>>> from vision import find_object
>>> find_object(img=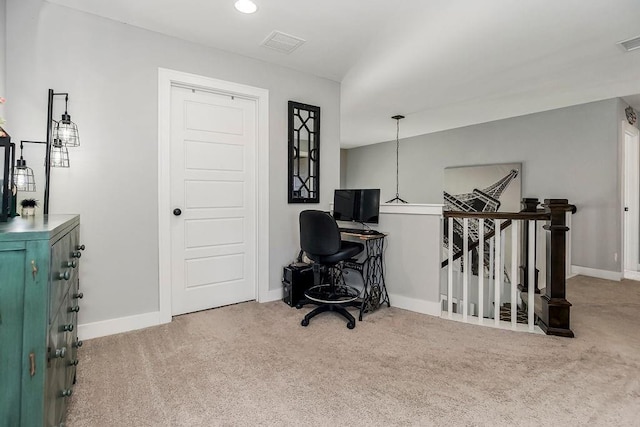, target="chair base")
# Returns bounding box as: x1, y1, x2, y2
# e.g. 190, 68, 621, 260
301, 303, 356, 329
299, 263, 360, 329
